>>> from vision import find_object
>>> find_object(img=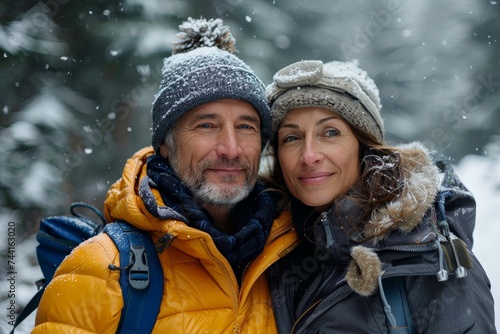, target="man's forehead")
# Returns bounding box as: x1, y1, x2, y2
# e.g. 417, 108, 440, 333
180, 99, 260, 123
